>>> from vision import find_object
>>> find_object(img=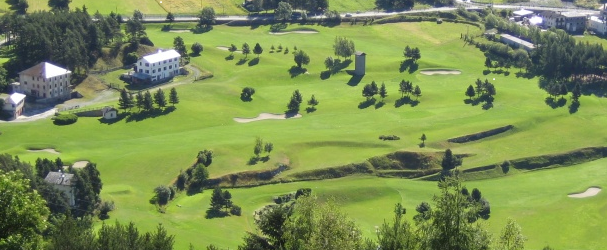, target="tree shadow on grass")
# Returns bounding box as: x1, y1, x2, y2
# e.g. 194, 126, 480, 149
125, 106, 175, 122
334, 59, 352, 72
288, 66, 306, 78
399, 59, 418, 73
248, 156, 259, 165
306, 107, 317, 113
285, 110, 299, 118
515, 71, 535, 79
544, 97, 566, 109
394, 96, 418, 107
482, 101, 493, 110
346, 72, 363, 86
225, 54, 234, 61
482, 69, 491, 75
236, 58, 249, 65
98, 113, 128, 125
358, 98, 376, 109
569, 100, 580, 114
248, 57, 260, 66
205, 208, 229, 219
375, 101, 385, 109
